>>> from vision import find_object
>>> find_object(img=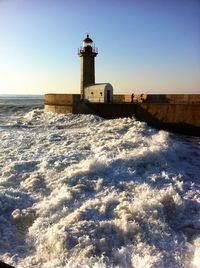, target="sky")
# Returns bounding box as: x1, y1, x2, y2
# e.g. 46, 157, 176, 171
0, 0, 200, 95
